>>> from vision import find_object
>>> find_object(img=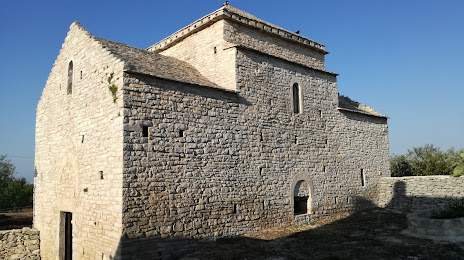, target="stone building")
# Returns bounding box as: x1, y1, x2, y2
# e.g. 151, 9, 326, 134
34, 3, 389, 259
